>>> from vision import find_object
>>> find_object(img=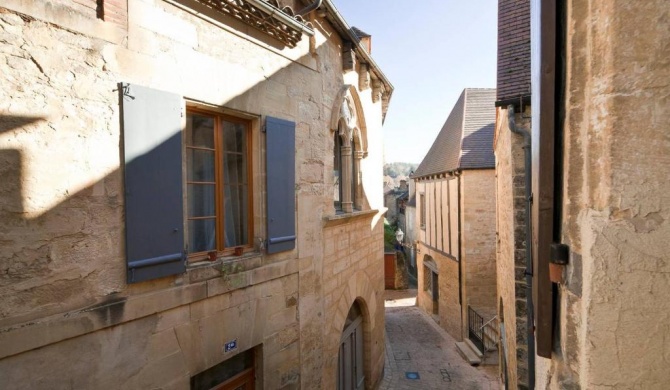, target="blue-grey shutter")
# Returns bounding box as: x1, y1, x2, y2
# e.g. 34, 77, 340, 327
120, 83, 185, 283
265, 116, 296, 254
